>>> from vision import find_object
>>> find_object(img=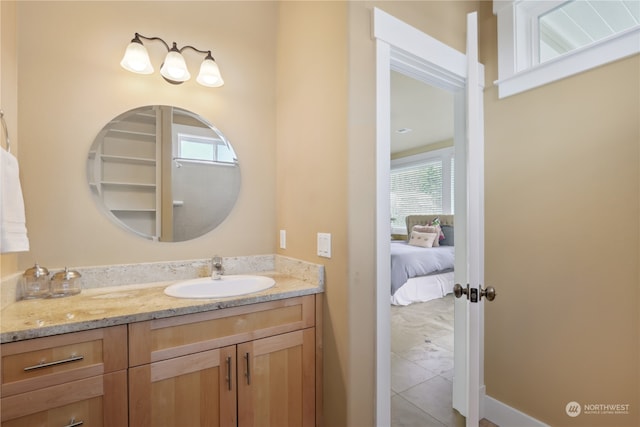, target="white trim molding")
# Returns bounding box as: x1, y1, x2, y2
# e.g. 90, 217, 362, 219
484, 394, 551, 427
493, 0, 640, 98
